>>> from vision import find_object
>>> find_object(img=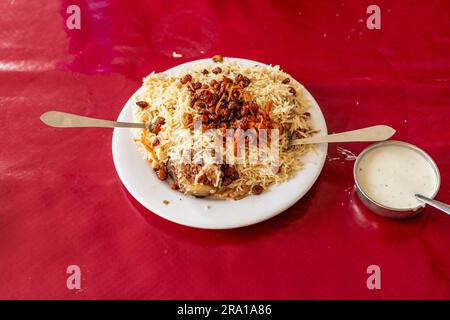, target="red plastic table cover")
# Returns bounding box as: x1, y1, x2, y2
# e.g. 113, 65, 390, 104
1, 0, 449, 299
